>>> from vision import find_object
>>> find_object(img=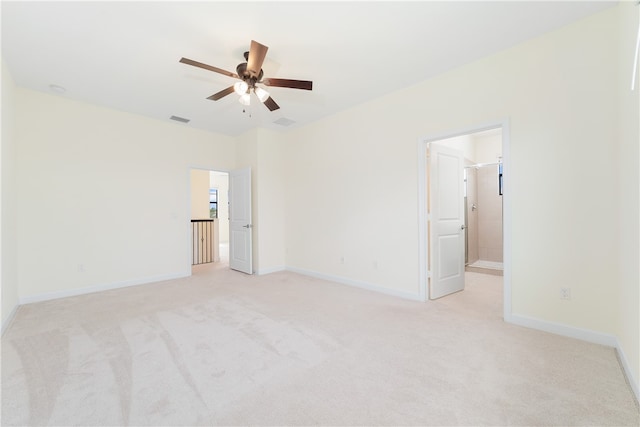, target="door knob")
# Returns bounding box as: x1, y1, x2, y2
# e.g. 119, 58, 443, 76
461, 224, 466, 230
243, 224, 252, 229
